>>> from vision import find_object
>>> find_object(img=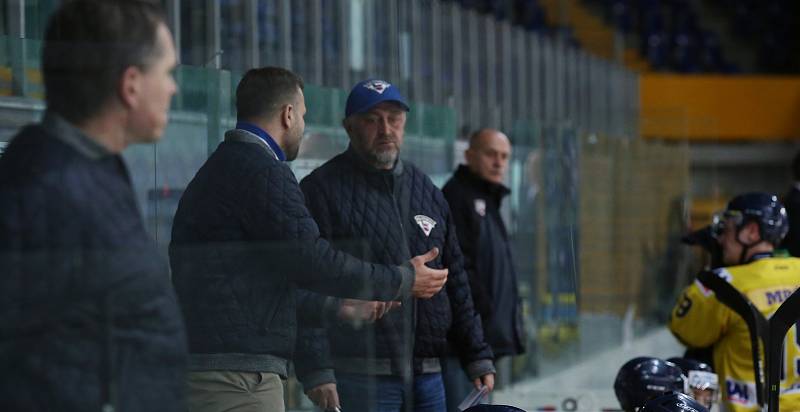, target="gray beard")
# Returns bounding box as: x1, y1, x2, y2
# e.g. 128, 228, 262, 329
369, 148, 398, 169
